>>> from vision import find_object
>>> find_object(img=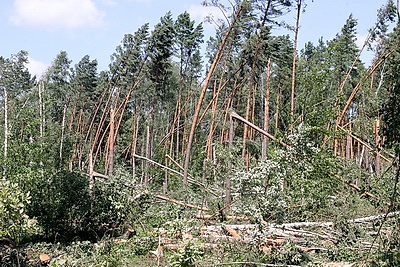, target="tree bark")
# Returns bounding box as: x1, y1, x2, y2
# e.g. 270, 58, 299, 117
59, 103, 67, 168
3, 87, 8, 179
231, 111, 289, 148
290, 0, 302, 129
182, 5, 243, 183
107, 107, 115, 175
262, 59, 271, 159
